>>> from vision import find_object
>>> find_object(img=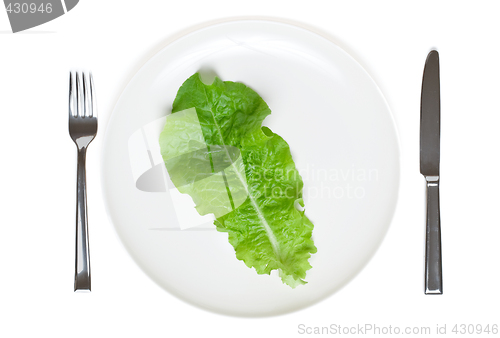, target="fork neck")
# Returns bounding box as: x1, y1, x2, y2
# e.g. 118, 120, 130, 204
74, 136, 94, 150
77, 147, 87, 168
